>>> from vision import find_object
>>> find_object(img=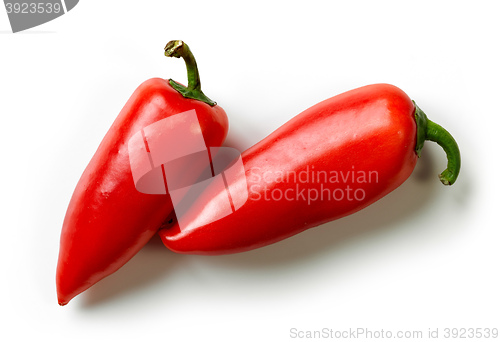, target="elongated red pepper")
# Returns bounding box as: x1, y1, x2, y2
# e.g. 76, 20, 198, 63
158, 84, 460, 255
56, 41, 228, 305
